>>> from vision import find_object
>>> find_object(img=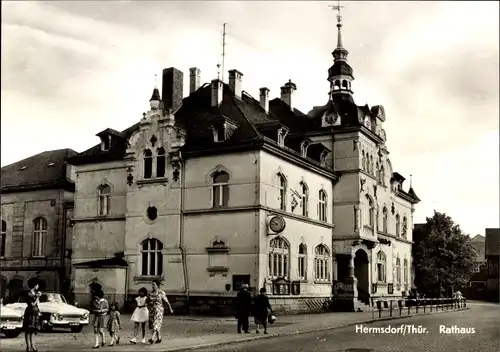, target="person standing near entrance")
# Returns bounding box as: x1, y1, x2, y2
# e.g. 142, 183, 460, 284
234, 284, 252, 334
